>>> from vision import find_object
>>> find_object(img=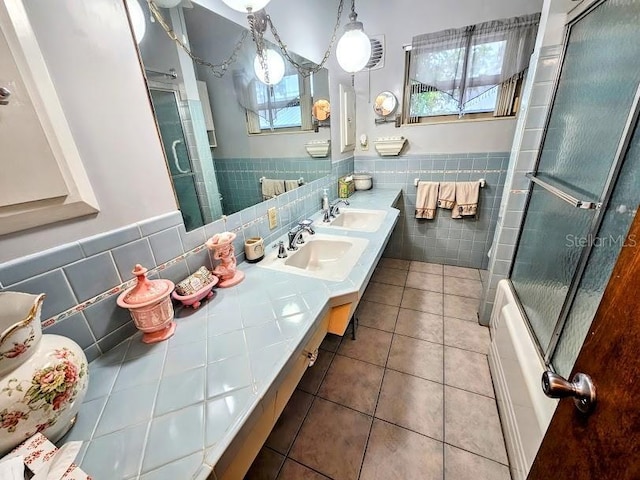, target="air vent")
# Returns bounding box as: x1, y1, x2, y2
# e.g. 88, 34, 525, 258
366, 35, 385, 70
